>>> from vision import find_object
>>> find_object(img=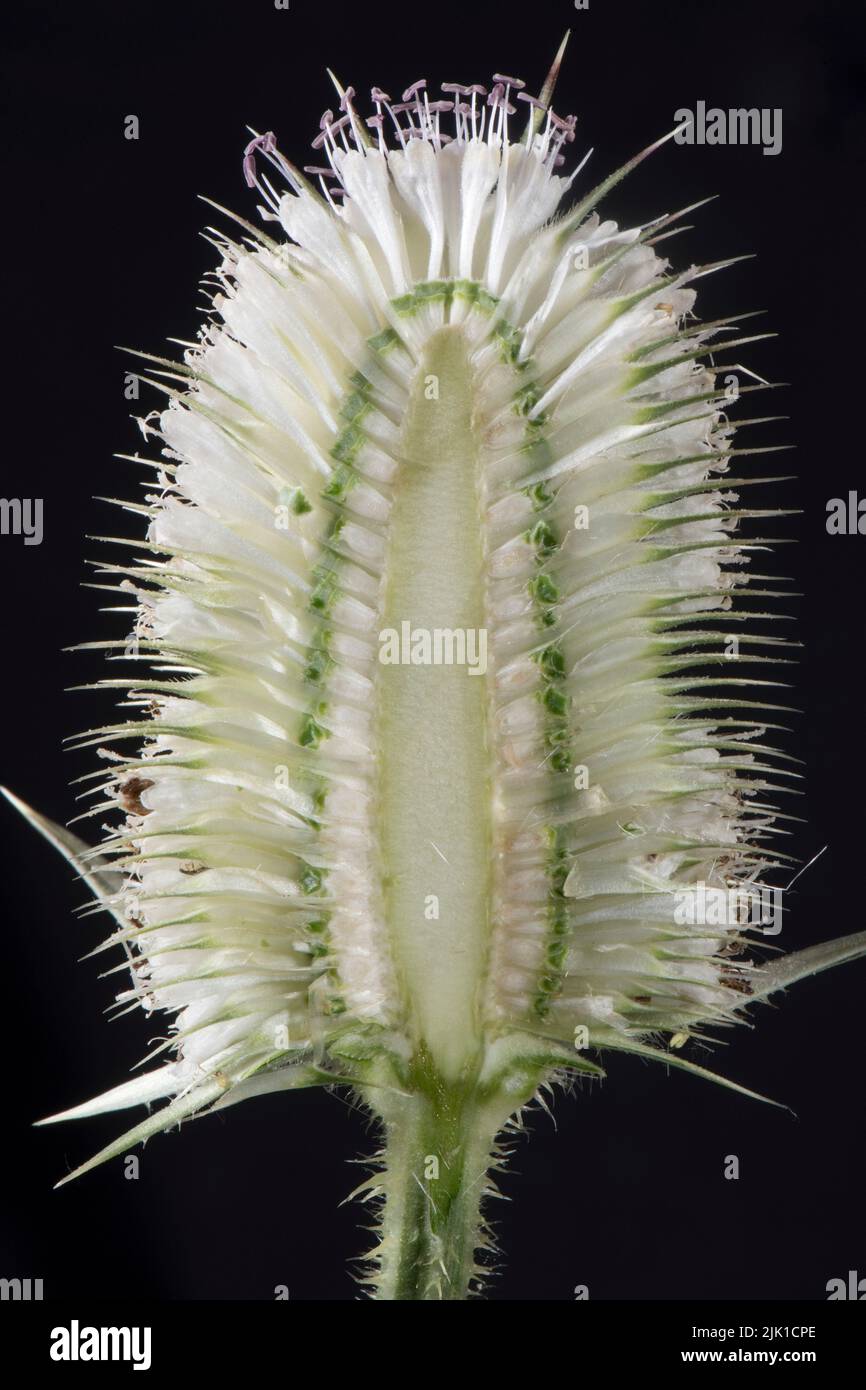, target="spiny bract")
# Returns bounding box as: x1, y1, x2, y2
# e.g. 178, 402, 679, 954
10, 46, 866, 1299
